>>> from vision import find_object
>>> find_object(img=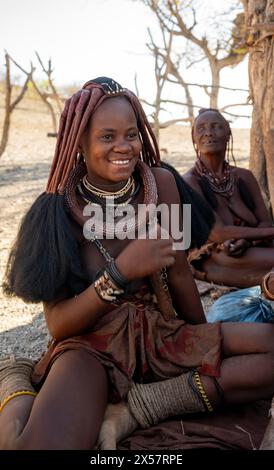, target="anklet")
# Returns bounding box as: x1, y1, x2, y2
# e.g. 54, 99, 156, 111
193, 371, 213, 412
0, 391, 37, 413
